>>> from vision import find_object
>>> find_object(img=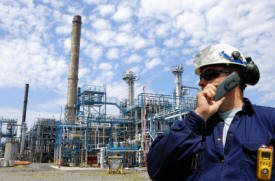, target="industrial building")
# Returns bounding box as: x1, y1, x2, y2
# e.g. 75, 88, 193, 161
0, 15, 197, 168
